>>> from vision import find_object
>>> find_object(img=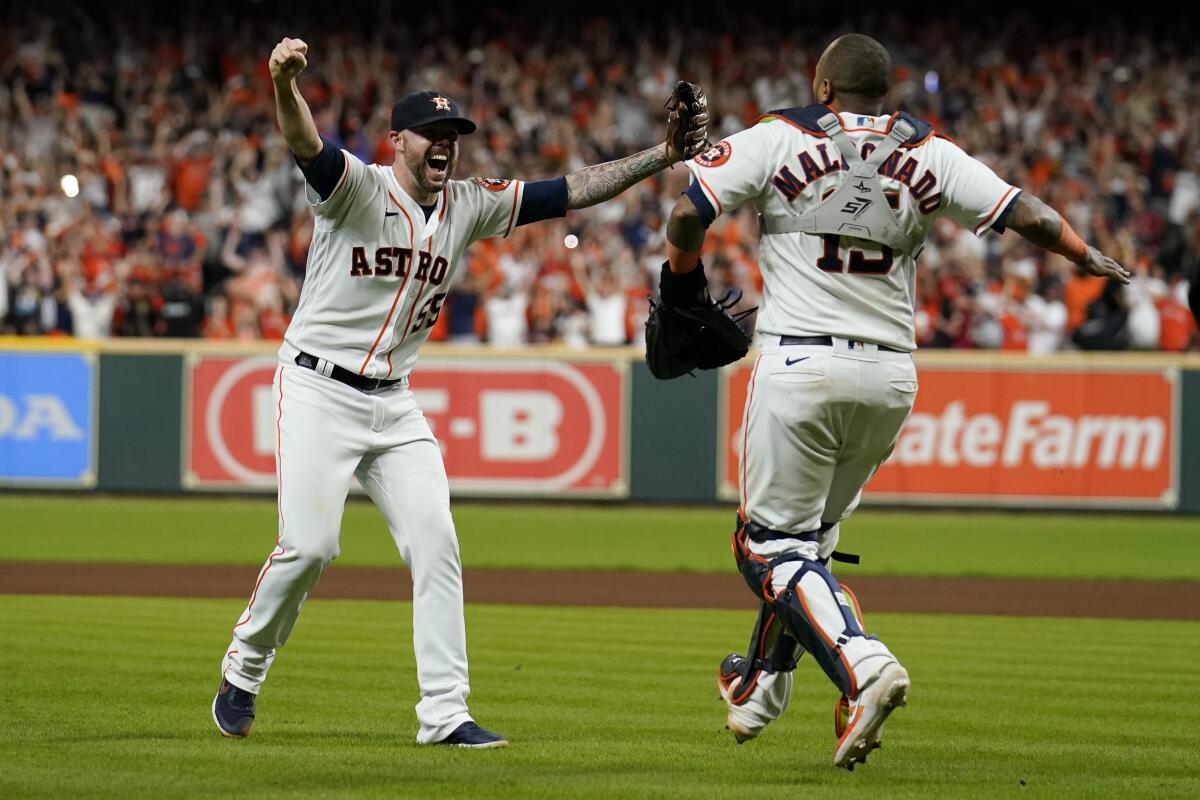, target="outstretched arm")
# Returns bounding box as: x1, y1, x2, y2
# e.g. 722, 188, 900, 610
565, 81, 710, 210
269, 37, 321, 163
565, 145, 675, 210
1005, 193, 1130, 284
